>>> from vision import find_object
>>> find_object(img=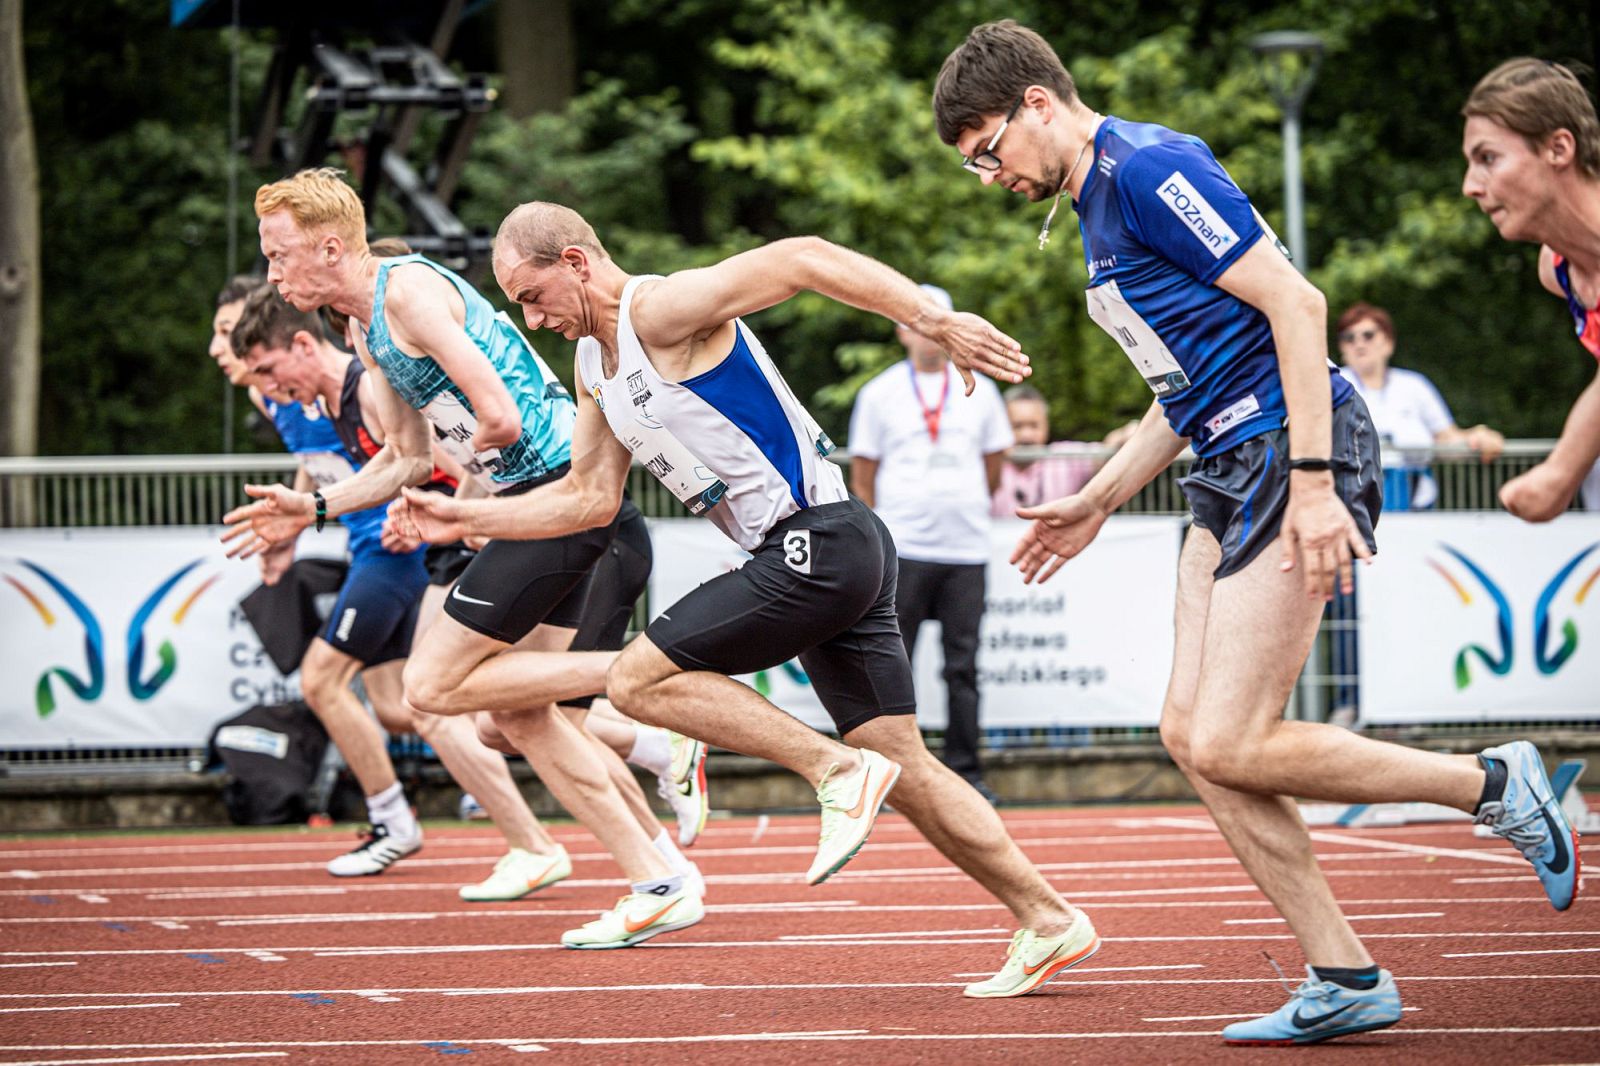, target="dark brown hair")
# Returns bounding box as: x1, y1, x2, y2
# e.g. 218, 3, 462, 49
215, 275, 260, 308
1464, 59, 1600, 178
231, 284, 324, 359
933, 21, 1076, 146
